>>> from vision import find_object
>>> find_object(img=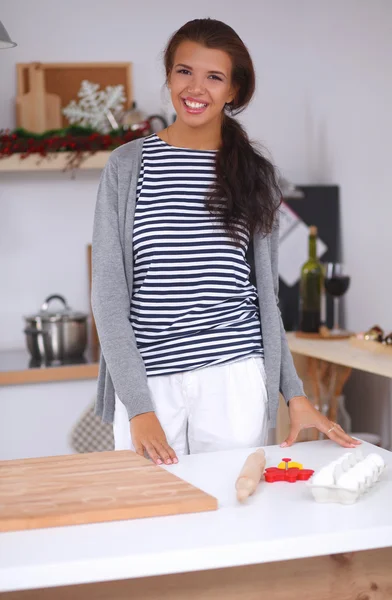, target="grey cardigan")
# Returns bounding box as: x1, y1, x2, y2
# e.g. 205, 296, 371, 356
92, 138, 304, 428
